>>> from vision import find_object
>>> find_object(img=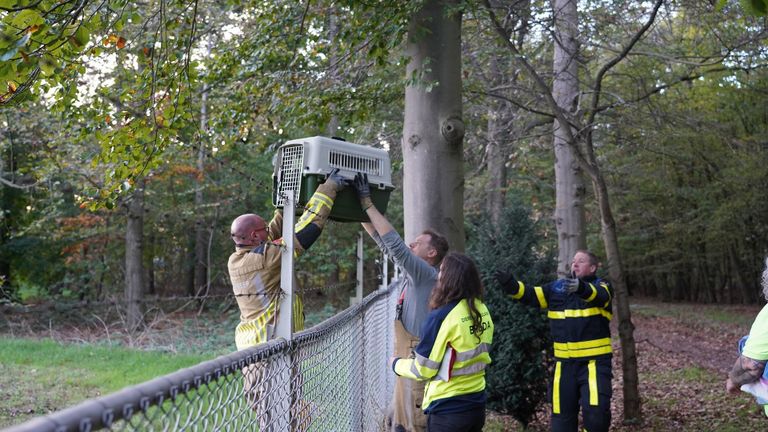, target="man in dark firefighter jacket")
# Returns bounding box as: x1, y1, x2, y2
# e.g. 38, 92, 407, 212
495, 250, 613, 432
